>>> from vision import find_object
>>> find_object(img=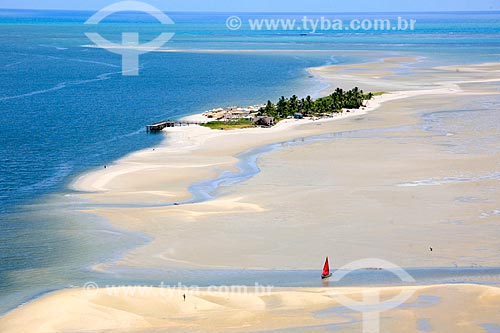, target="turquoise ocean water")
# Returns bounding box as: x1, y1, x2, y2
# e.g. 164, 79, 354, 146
0, 10, 499, 313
